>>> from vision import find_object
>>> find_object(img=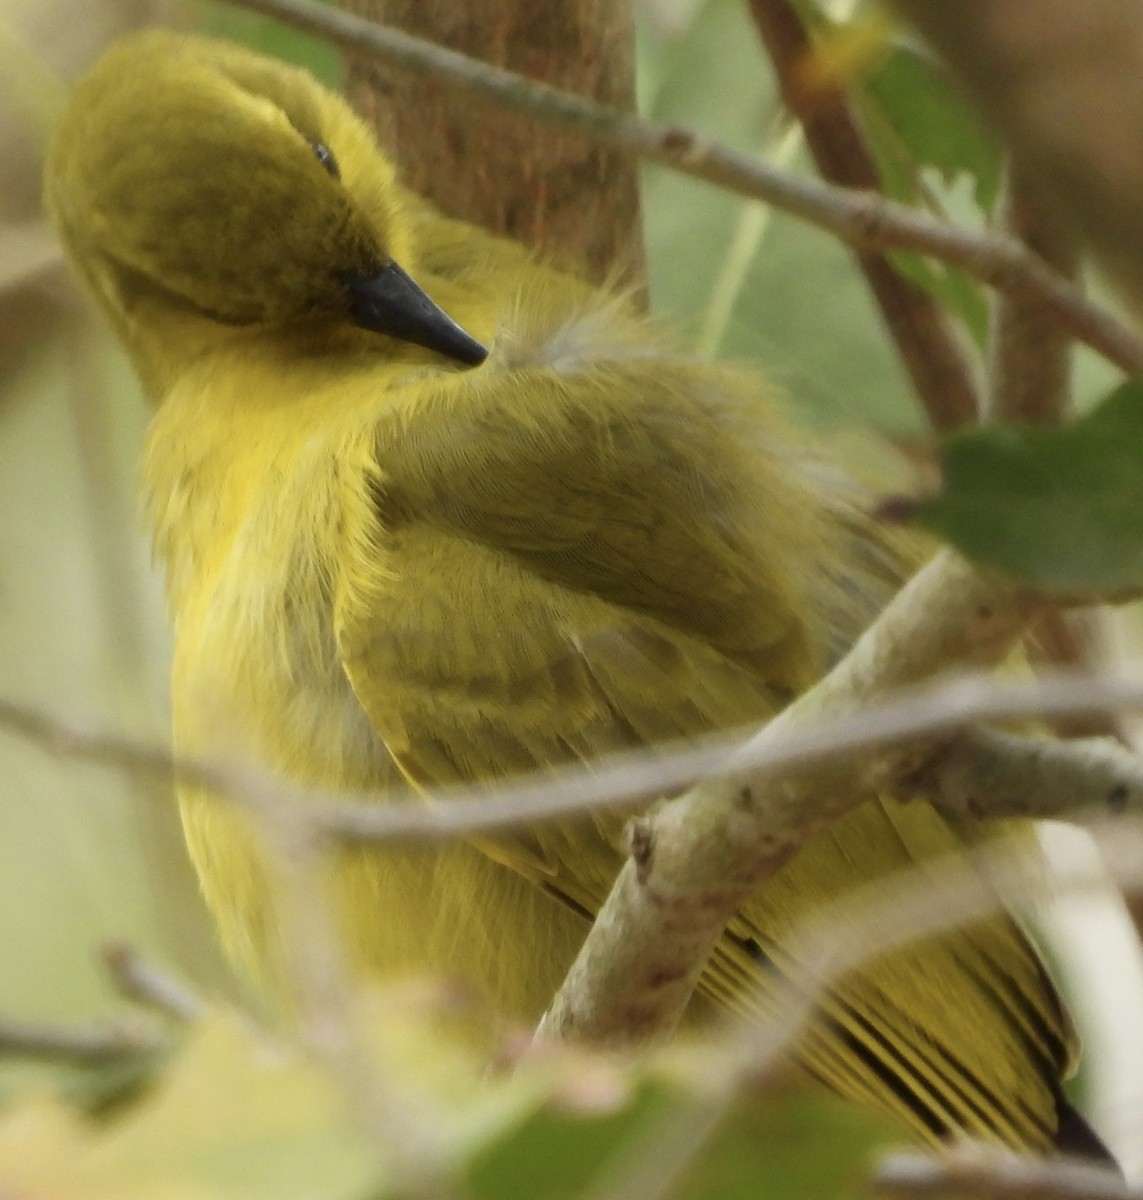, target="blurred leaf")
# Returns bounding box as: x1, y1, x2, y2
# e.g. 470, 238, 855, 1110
916, 380, 1143, 591
56, 1040, 173, 1119
470, 1070, 896, 1200
0, 1015, 382, 1200
678, 1090, 894, 1200
190, 0, 341, 84
468, 1079, 666, 1200
0, 1038, 167, 1119
0, 996, 901, 1200
843, 32, 997, 344
885, 247, 988, 346
856, 38, 1002, 212
786, 5, 898, 95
